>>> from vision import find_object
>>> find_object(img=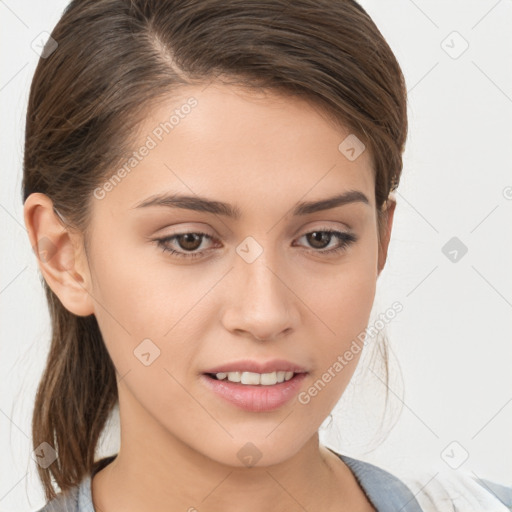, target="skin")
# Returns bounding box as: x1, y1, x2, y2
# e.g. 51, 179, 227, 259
24, 83, 395, 512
